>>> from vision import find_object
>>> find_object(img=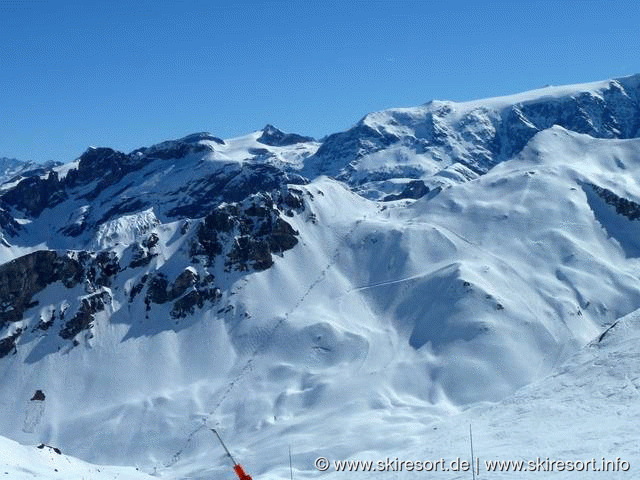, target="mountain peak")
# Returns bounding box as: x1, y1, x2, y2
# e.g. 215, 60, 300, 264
176, 132, 225, 145
257, 124, 315, 147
